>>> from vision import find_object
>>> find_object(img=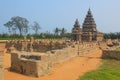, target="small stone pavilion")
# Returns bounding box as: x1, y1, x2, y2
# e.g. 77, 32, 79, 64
72, 9, 103, 42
